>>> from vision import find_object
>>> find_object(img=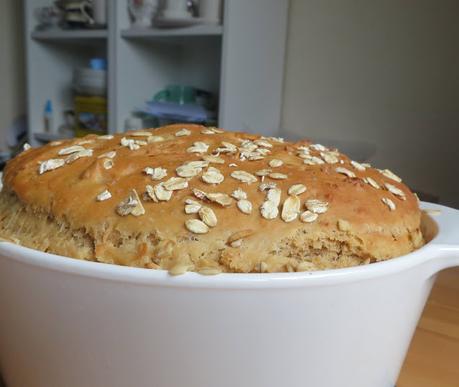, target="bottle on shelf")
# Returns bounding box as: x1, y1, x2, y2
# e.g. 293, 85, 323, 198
43, 100, 55, 133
